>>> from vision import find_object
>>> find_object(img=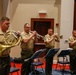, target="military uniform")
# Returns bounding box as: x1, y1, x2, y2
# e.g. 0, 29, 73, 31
44, 34, 56, 75
0, 29, 10, 75
69, 36, 76, 74
21, 31, 35, 75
